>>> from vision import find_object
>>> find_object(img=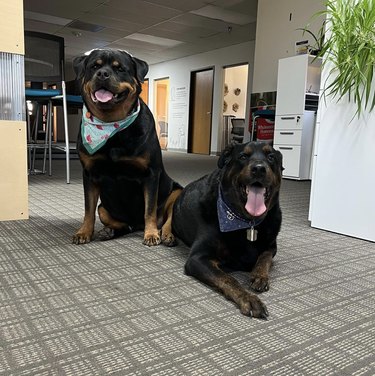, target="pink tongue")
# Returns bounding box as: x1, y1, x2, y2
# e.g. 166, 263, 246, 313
95, 89, 114, 103
245, 186, 267, 217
